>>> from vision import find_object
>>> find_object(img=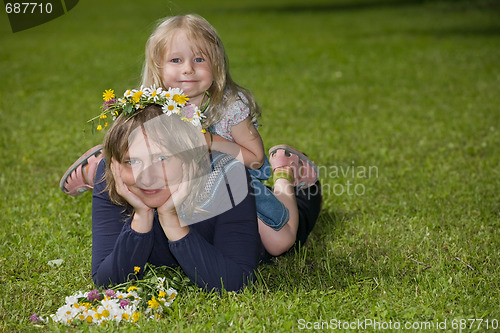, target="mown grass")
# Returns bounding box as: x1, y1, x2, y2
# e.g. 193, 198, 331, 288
1, 0, 499, 331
